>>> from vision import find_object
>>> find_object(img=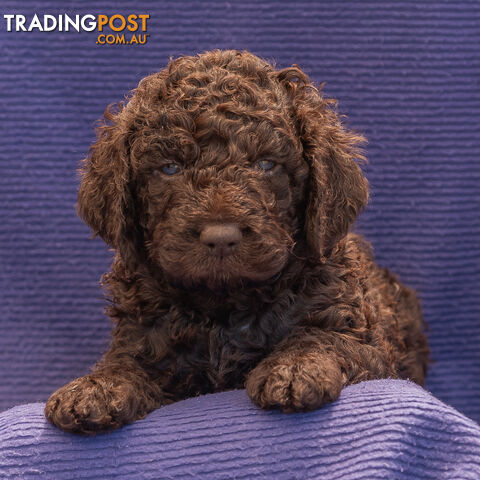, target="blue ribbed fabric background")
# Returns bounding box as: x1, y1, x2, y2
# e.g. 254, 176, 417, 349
0, 0, 479, 427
